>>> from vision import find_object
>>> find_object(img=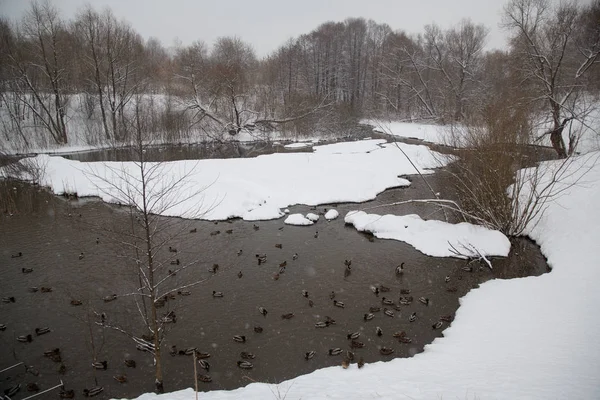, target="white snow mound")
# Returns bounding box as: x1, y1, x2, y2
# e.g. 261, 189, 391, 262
344, 210, 510, 258
305, 213, 319, 222
284, 214, 314, 226
324, 209, 339, 220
